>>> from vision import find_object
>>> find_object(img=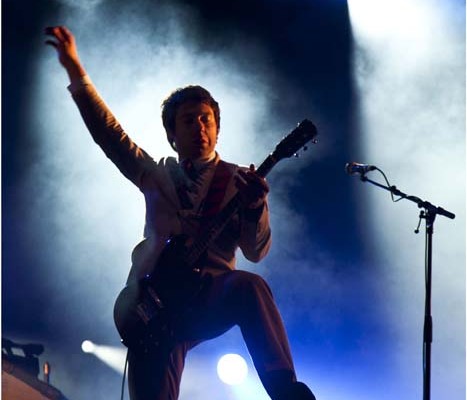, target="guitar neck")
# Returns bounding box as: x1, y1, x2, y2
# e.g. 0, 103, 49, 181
186, 154, 278, 265
255, 154, 277, 178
